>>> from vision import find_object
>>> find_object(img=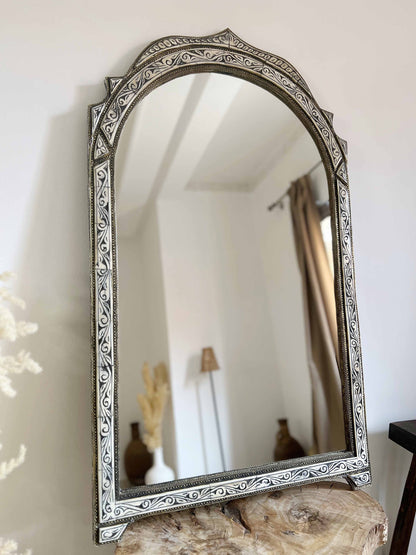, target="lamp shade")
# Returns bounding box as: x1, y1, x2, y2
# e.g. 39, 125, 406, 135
201, 347, 219, 373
